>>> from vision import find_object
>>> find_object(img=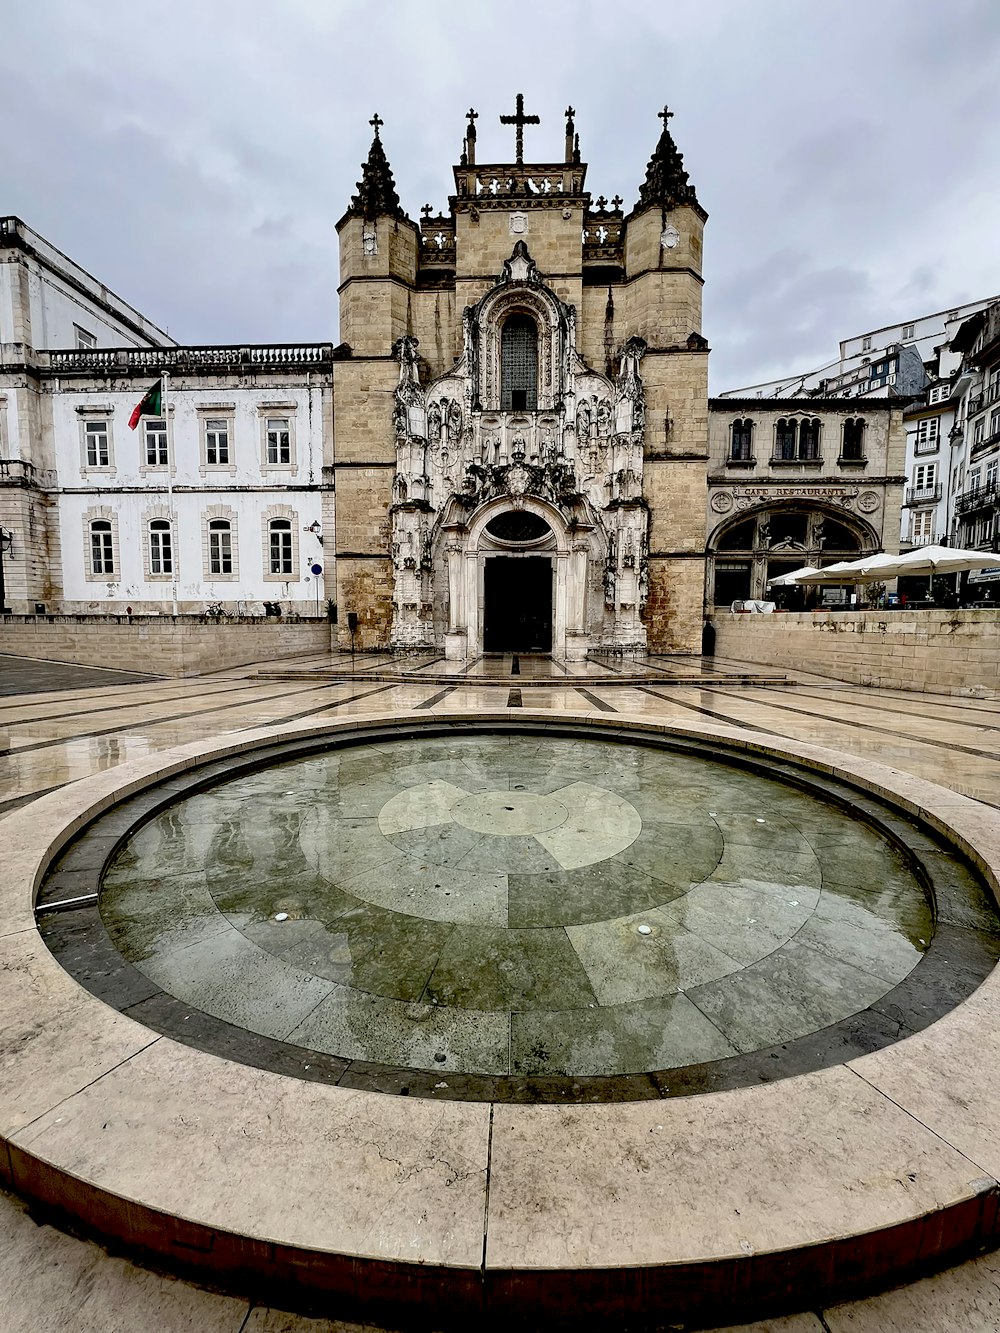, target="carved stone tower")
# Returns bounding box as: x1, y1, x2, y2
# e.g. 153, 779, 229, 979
333, 101, 709, 655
